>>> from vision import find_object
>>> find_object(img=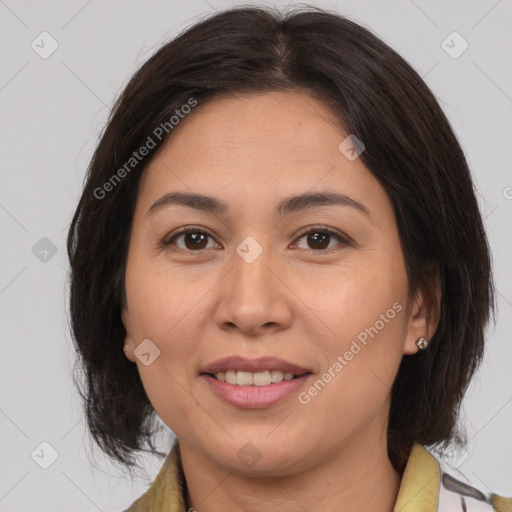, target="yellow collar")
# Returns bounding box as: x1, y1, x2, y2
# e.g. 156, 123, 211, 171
124, 442, 186, 512
393, 443, 440, 511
